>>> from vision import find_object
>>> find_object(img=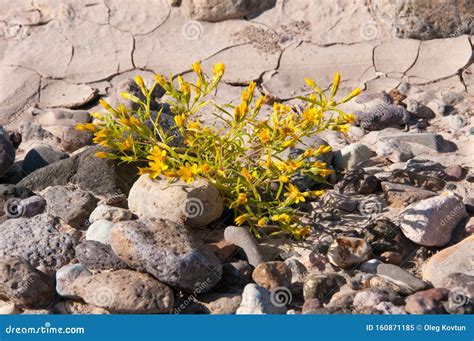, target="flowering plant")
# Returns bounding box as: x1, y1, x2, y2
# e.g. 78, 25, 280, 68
77, 62, 360, 238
